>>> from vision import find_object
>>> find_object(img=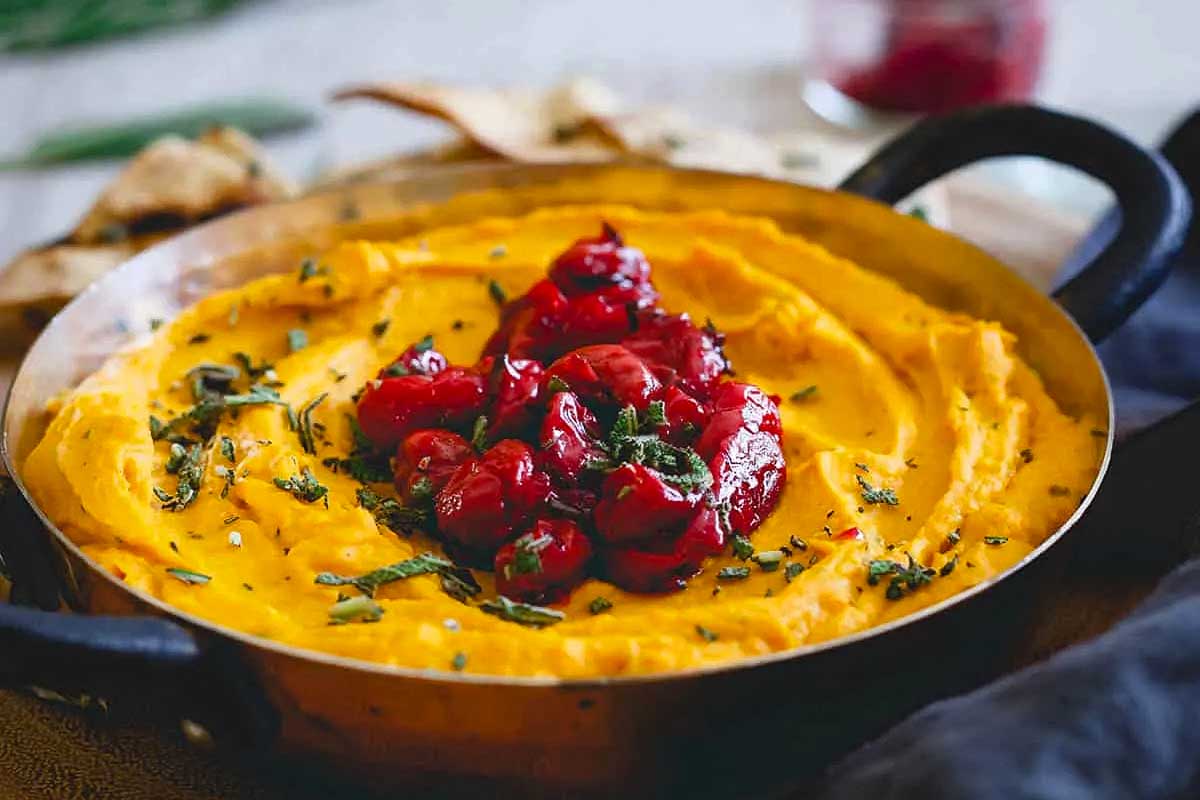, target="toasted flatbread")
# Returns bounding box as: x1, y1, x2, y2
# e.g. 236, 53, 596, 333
333, 78, 623, 164
72, 126, 295, 243
0, 126, 295, 331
